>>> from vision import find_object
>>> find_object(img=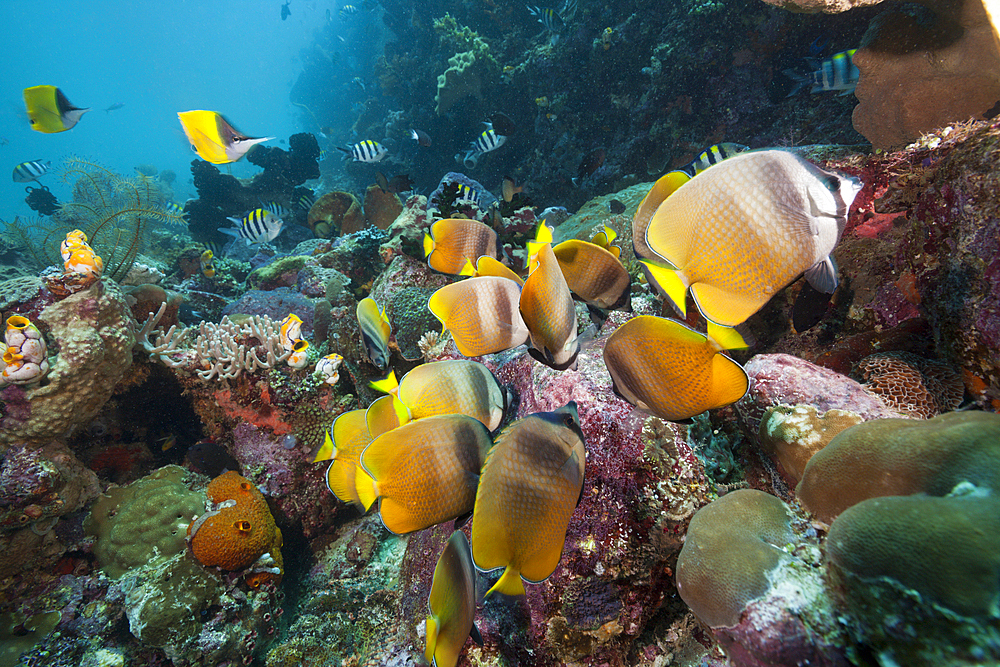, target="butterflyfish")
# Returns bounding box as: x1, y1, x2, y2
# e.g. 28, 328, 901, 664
23, 86, 89, 133
640, 150, 863, 327
520, 227, 580, 371
632, 170, 690, 265
459, 256, 524, 286
426, 531, 483, 667
602, 315, 750, 422
366, 394, 410, 438
177, 110, 273, 164
424, 219, 498, 275
360, 415, 493, 534
357, 297, 392, 370
371, 359, 507, 431
471, 403, 586, 597
427, 276, 529, 357
200, 250, 216, 278
501, 176, 522, 203
552, 238, 631, 311
589, 226, 621, 258
322, 409, 378, 510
